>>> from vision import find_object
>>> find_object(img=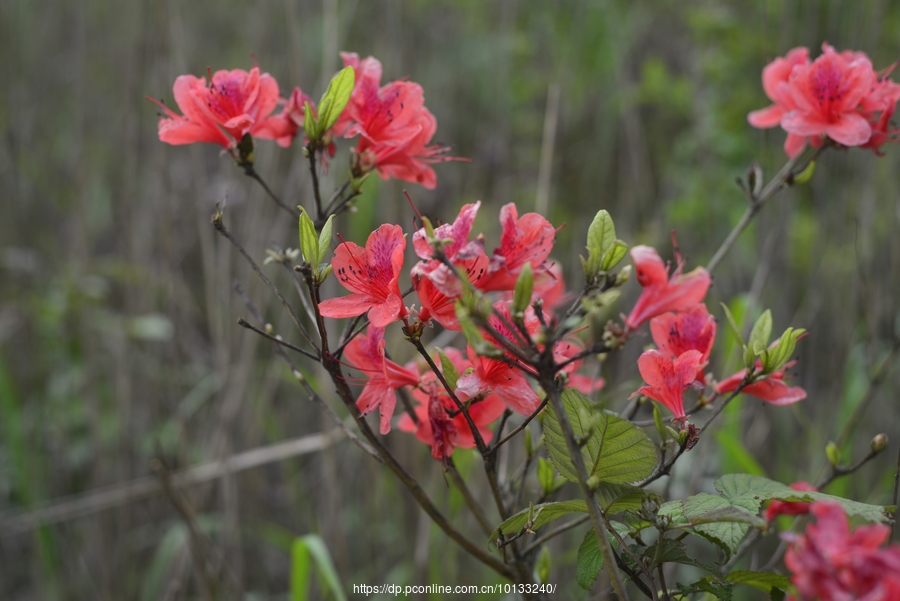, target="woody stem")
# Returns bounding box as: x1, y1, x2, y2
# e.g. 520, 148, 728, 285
706, 143, 828, 274
306, 144, 325, 221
